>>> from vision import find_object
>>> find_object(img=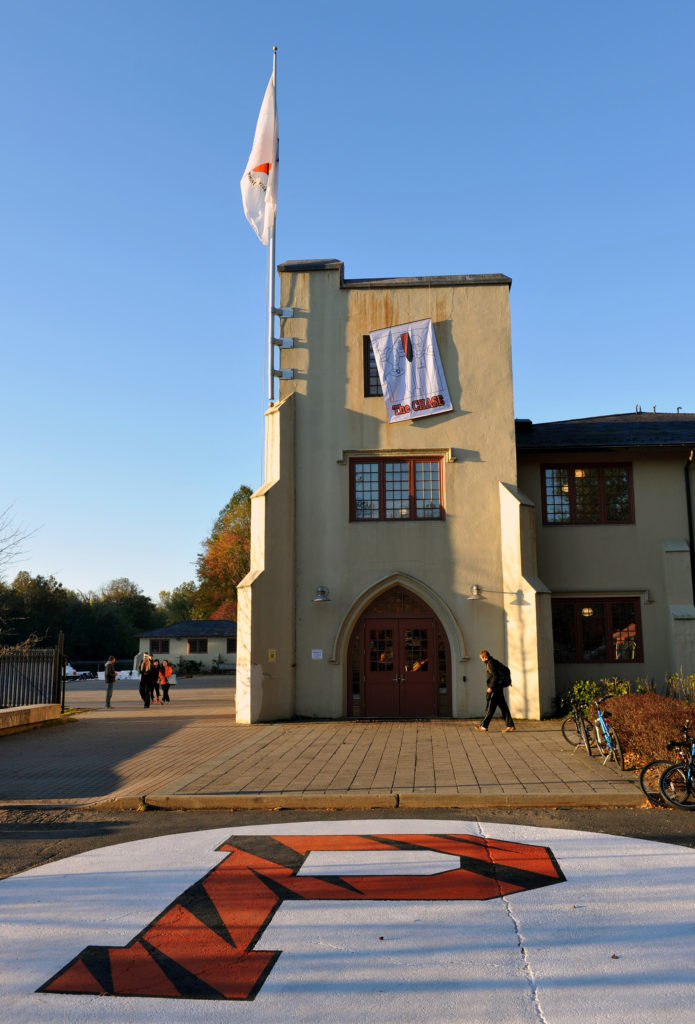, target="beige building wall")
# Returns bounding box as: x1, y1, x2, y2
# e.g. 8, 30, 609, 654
137, 636, 235, 671
517, 449, 695, 694
236, 398, 296, 721
237, 260, 551, 722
